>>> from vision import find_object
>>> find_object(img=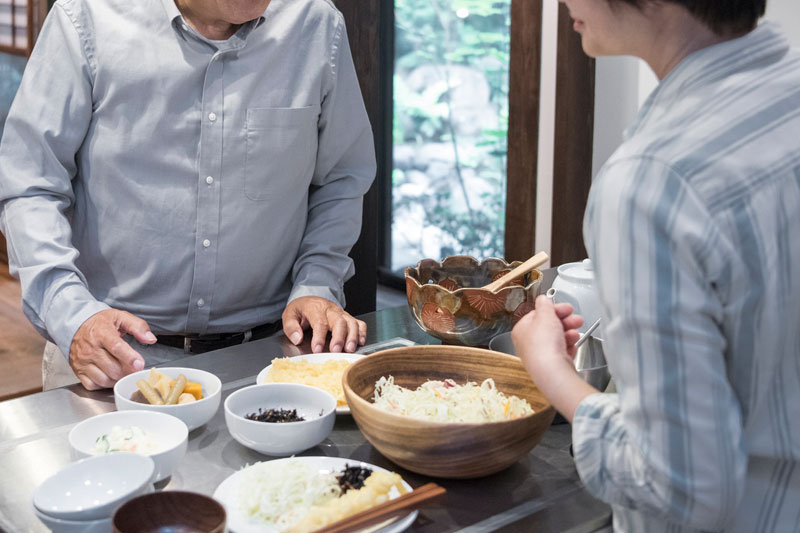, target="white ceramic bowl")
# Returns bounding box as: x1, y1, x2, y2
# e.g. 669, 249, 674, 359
114, 367, 222, 431
69, 410, 188, 483
34, 507, 114, 533
224, 383, 336, 456
32, 453, 154, 522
